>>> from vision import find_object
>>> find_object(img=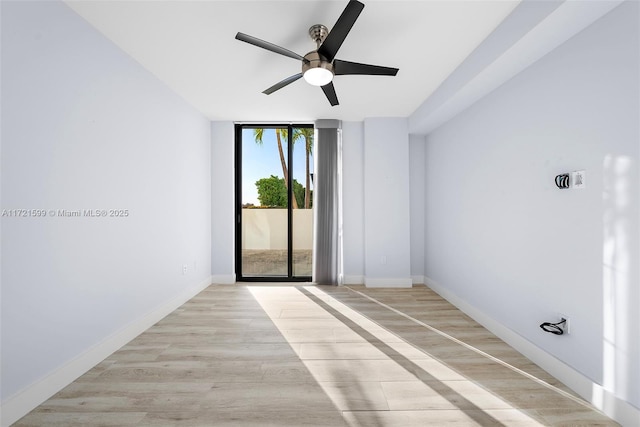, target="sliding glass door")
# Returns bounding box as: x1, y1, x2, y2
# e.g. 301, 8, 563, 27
235, 124, 314, 281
